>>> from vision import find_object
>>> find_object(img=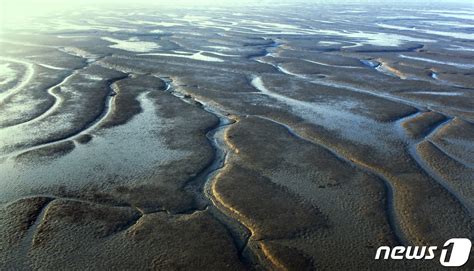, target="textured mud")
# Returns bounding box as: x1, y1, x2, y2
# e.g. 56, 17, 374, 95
1, 2, 473, 270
